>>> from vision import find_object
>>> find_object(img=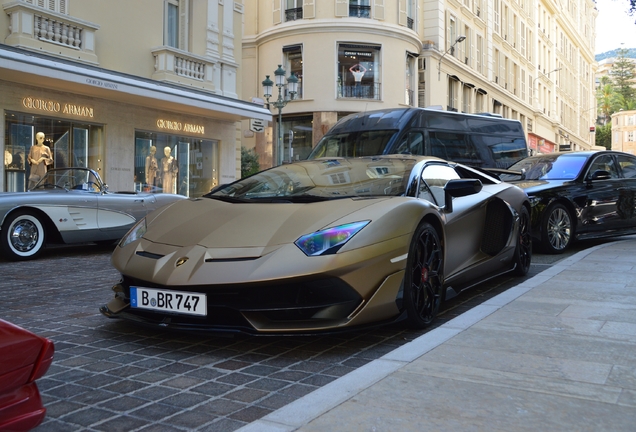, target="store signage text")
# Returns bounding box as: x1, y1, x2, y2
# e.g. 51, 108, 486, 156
157, 119, 205, 134
22, 97, 94, 118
